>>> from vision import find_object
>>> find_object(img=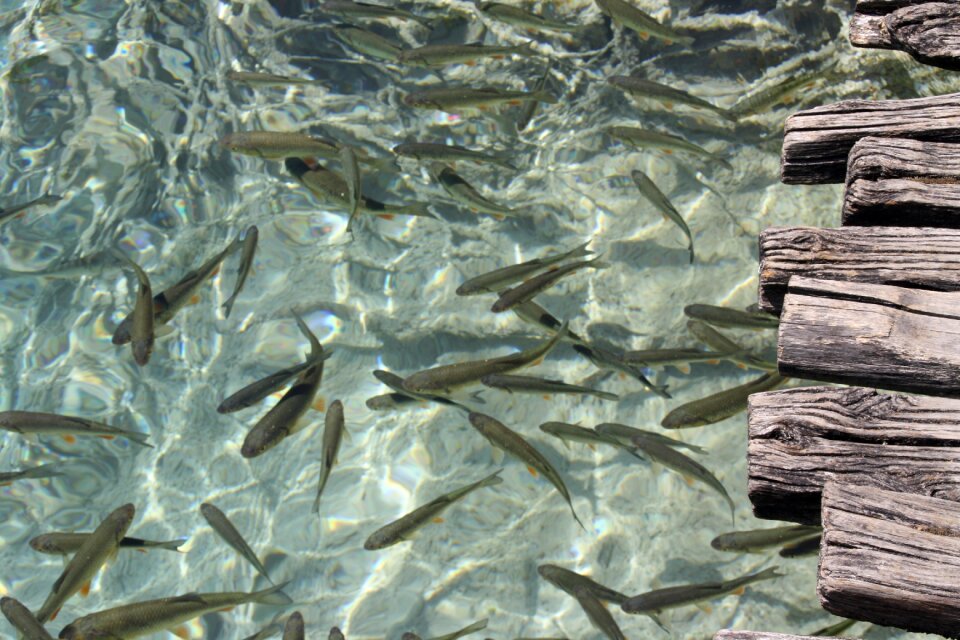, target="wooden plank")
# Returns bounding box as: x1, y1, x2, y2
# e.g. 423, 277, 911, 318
849, 14, 891, 48
748, 385, 960, 524
758, 226, 960, 314
777, 276, 960, 397
846, 136, 960, 182
819, 479, 960, 638
714, 632, 838, 640
781, 92, 960, 184
885, 3, 960, 71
